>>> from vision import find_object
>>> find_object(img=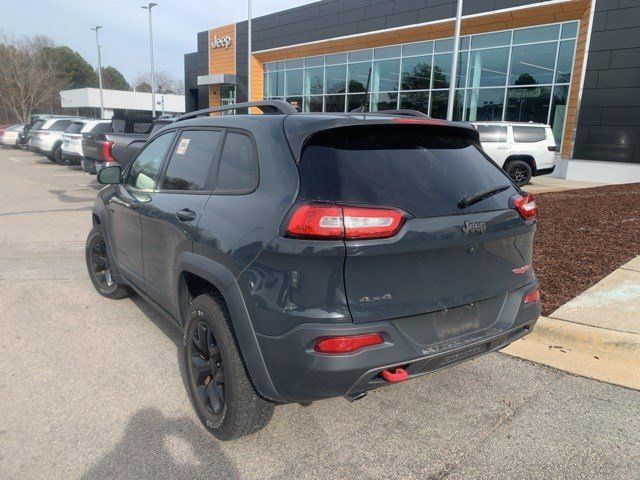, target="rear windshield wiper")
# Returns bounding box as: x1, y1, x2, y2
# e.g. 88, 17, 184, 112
458, 184, 511, 209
